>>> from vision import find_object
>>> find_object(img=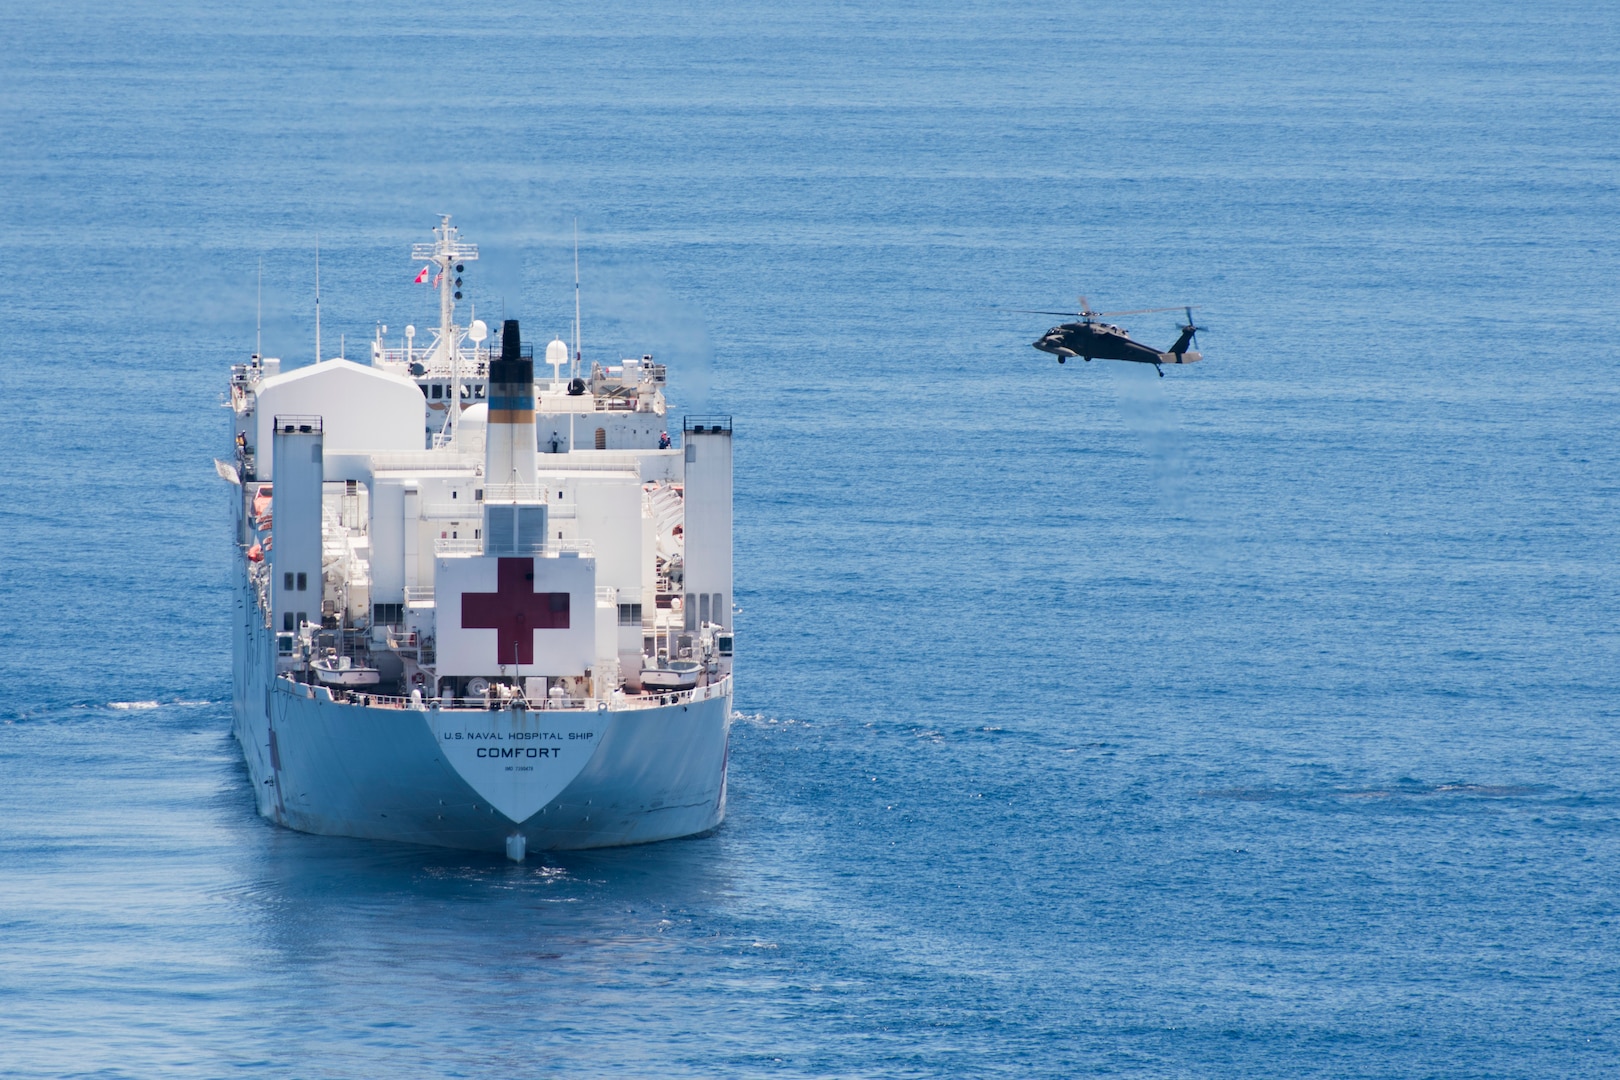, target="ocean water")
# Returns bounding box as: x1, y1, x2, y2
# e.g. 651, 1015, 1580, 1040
2, 1, 1619, 1075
